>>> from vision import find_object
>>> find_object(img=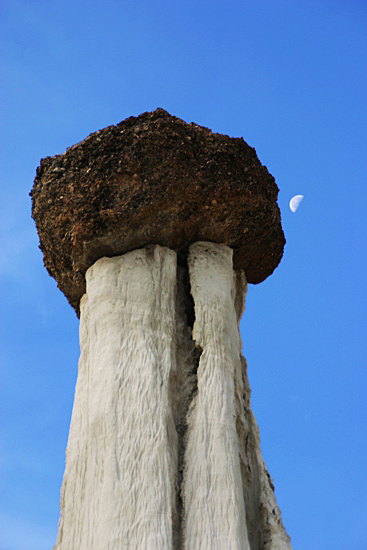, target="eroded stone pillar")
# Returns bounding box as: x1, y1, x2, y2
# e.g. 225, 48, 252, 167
31, 109, 292, 549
